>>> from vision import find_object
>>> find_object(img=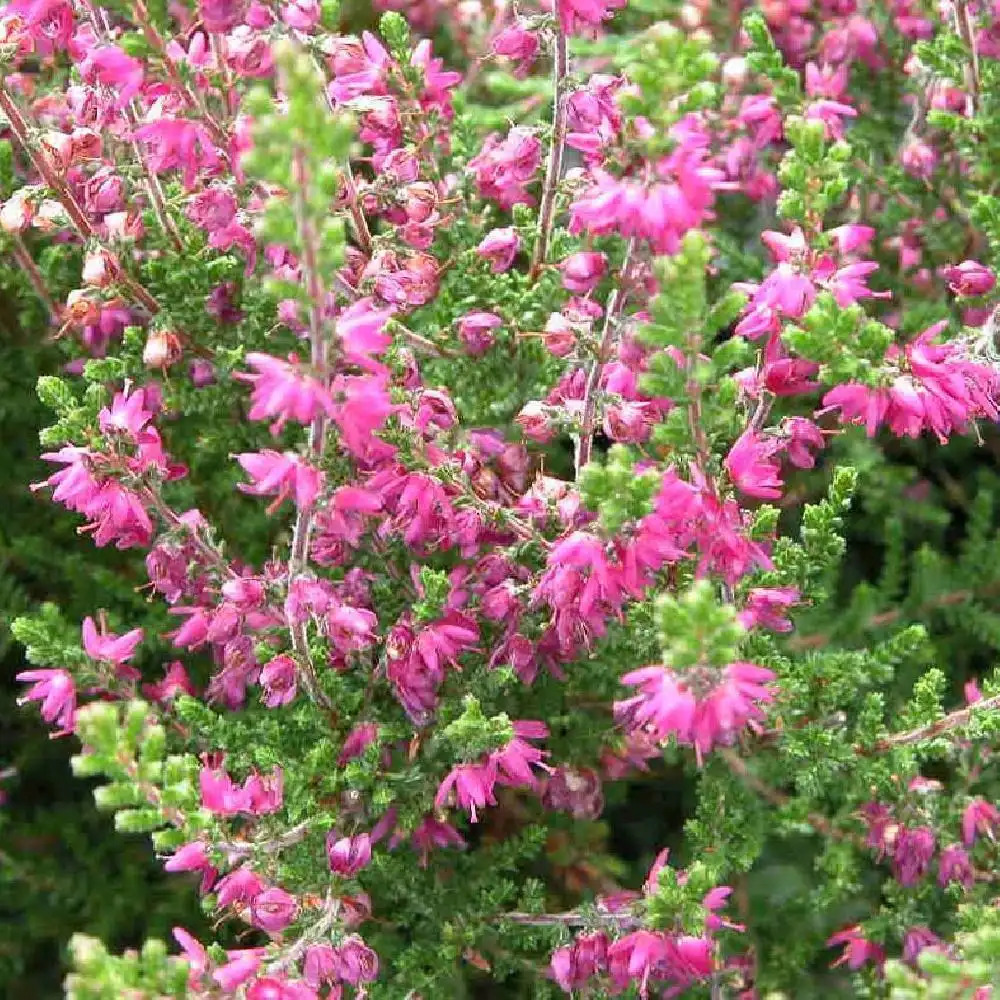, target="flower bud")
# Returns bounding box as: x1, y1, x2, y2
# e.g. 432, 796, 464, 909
326, 831, 373, 876
33, 199, 69, 232
143, 329, 183, 369
82, 248, 120, 288
942, 260, 996, 297
0, 190, 34, 233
